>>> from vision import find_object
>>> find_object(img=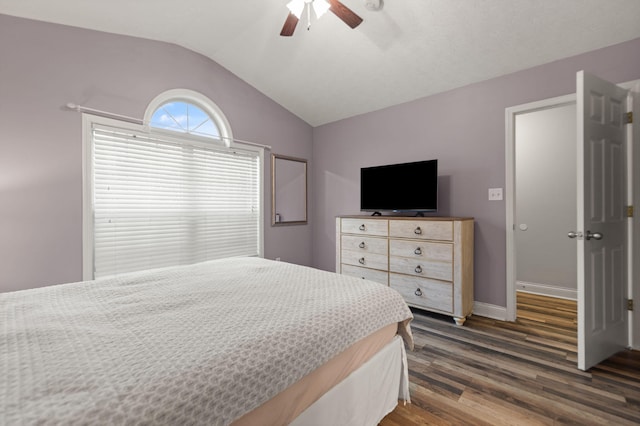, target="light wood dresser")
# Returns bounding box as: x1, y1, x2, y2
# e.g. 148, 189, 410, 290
336, 216, 474, 325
